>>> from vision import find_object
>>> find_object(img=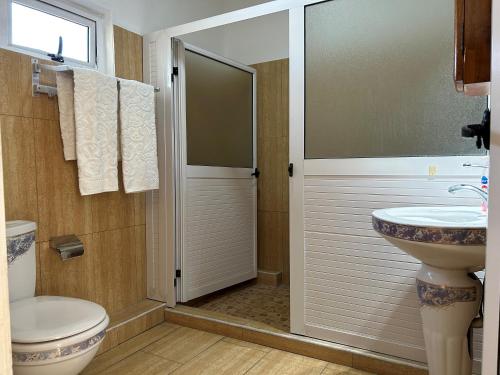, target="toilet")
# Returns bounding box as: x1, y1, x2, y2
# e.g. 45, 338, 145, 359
7, 221, 109, 375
